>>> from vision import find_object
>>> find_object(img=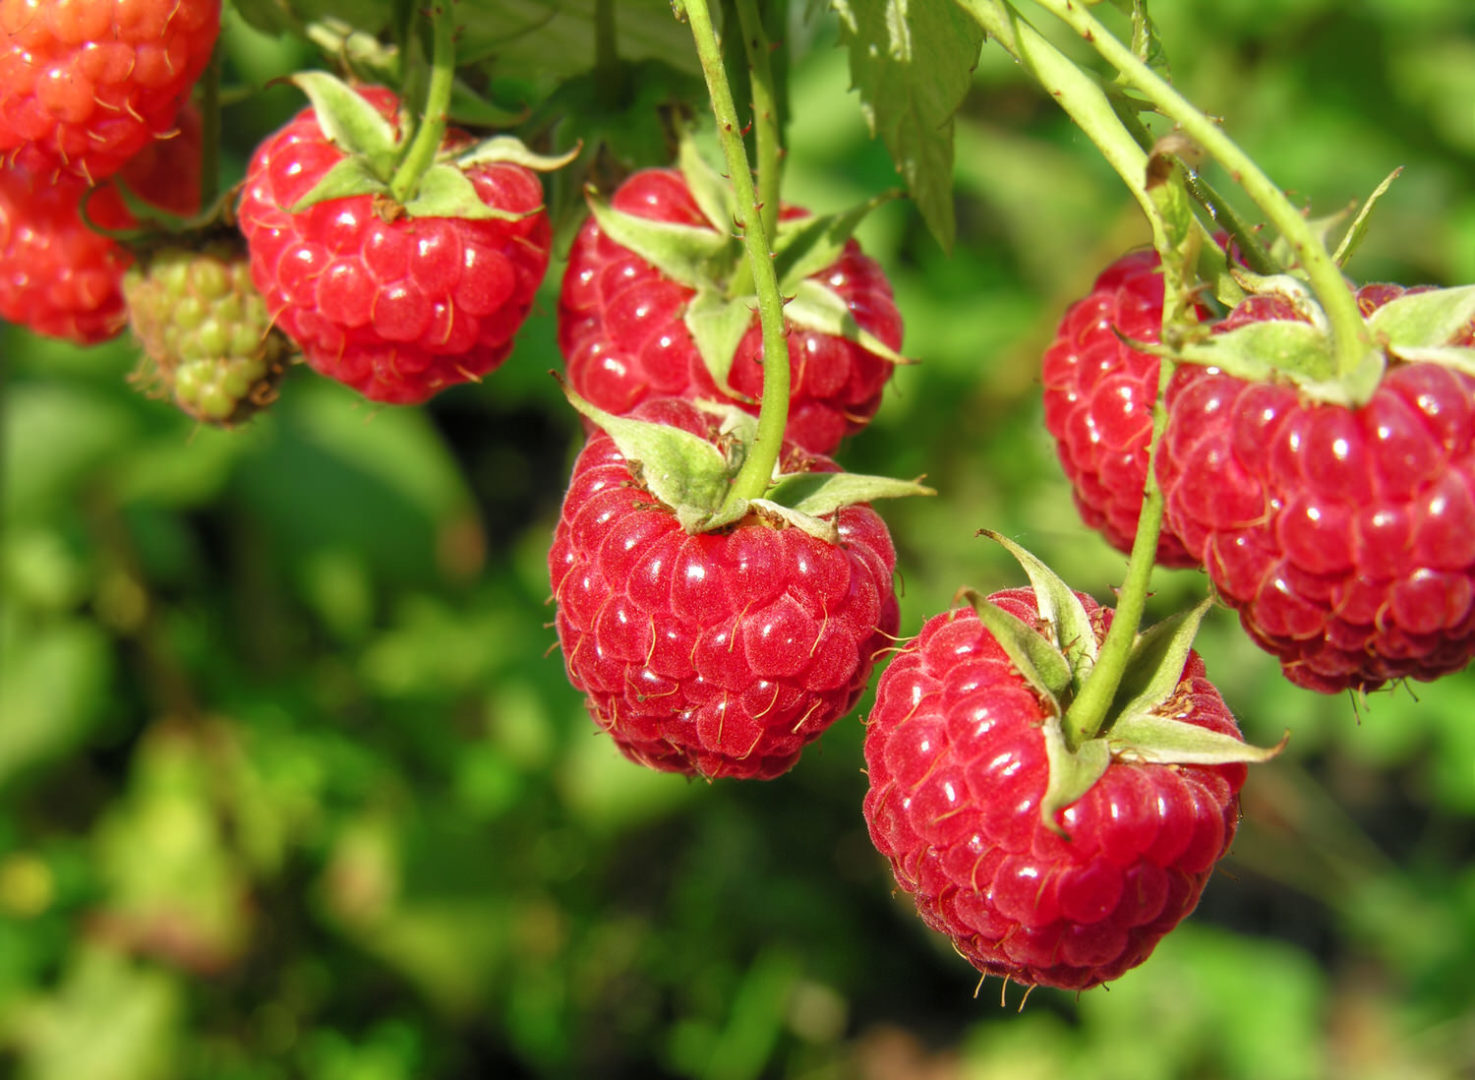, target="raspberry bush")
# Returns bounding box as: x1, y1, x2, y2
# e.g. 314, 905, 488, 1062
3, 0, 1475, 1076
